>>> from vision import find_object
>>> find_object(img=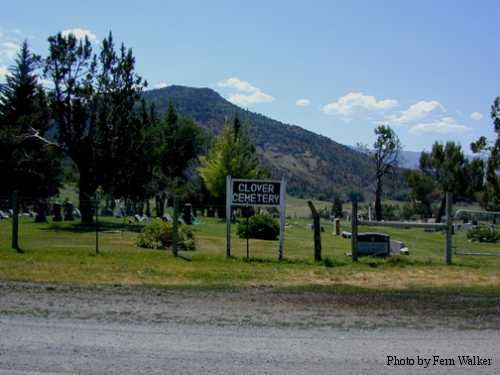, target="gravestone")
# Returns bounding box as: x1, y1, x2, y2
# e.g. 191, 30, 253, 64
357, 232, 390, 257
52, 203, 62, 222
63, 200, 75, 221
183, 203, 193, 225
207, 207, 215, 217
35, 201, 48, 223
